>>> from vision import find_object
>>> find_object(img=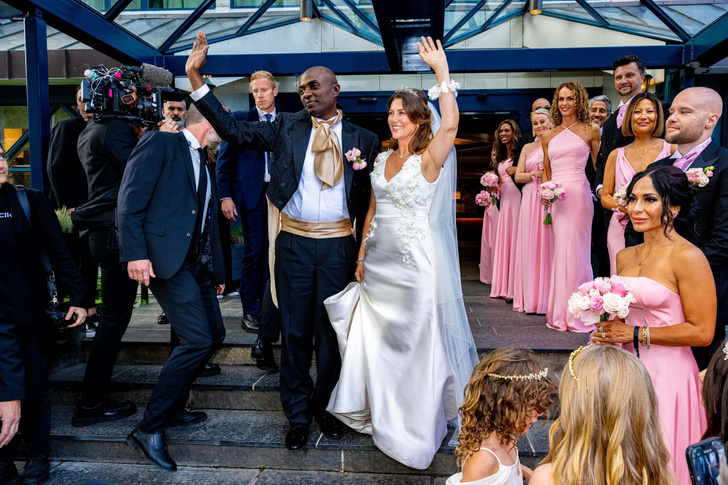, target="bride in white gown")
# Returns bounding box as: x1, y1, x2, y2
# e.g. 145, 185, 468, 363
324, 37, 478, 470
